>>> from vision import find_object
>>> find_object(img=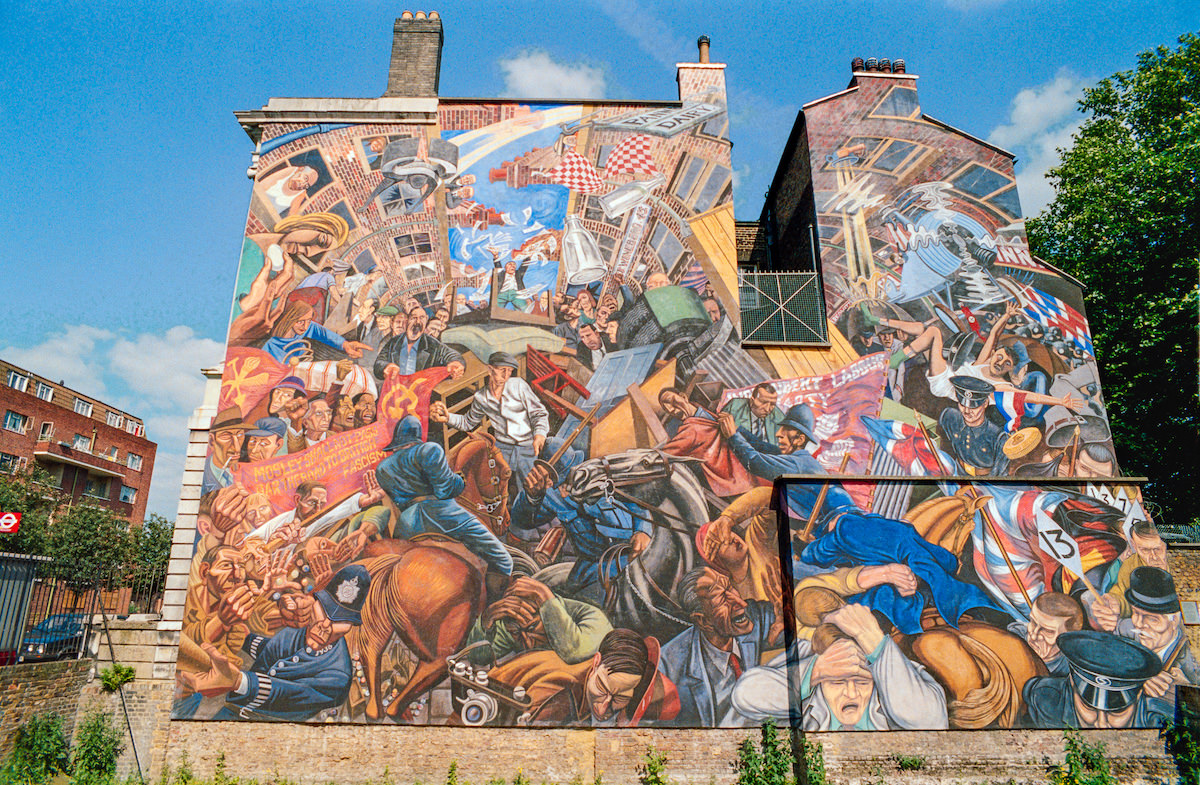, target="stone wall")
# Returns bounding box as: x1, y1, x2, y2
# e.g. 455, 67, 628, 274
0, 659, 91, 760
